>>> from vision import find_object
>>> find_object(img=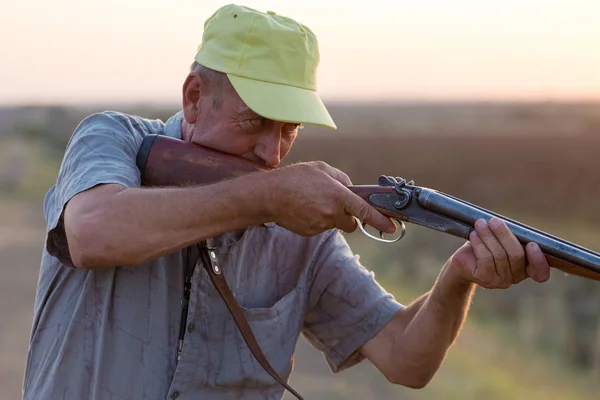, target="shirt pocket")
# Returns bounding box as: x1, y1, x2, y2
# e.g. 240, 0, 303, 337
215, 286, 303, 389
